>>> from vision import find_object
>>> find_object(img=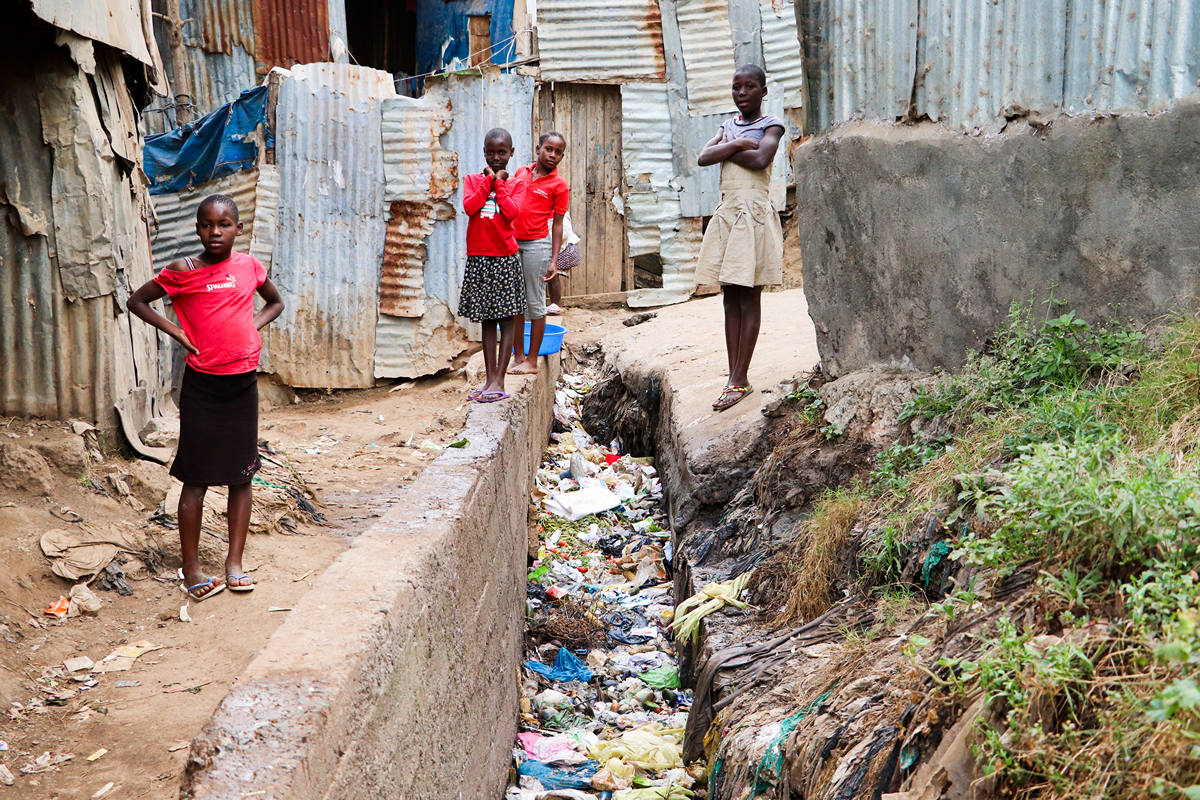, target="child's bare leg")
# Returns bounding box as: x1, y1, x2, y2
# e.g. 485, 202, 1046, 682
481, 320, 499, 390
511, 316, 545, 374
494, 318, 516, 389
729, 286, 763, 387
178, 484, 216, 592
548, 275, 563, 306
722, 285, 743, 382
225, 482, 253, 587
512, 313, 527, 363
